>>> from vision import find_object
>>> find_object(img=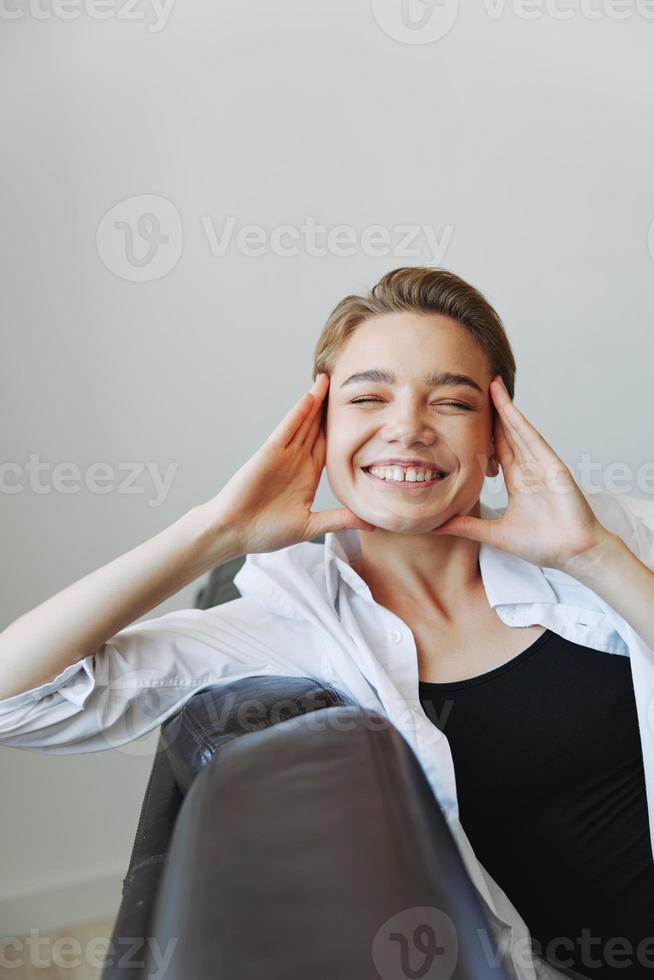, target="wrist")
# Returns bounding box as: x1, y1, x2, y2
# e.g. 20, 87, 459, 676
560, 528, 625, 584
176, 503, 245, 574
